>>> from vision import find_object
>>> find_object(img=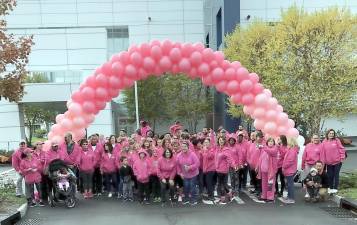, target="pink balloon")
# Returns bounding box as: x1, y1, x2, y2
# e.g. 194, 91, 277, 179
124, 64, 138, 79
190, 51, 202, 66
263, 89, 272, 97
215, 81, 227, 93
130, 52, 143, 66
71, 91, 84, 103
55, 114, 65, 124
66, 100, 72, 109
202, 75, 214, 86
267, 97, 278, 109
209, 61, 219, 70
118, 51, 130, 64
86, 75, 97, 89
287, 119, 295, 128
172, 65, 179, 74
254, 119, 265, 130
202, 48, 214, 62
277, 112, 289, 125
159, 56, 172, 71
51, 136, 63, 145
73, 117, 85, 129
236, 67, 249, 82
60, 118, 72, 130
81, 87, 95, 100
140, 43, 151, 56
197, 63, 210, 77
224, 68, 236, 81
95, 101, 106, 111
68, 102, 82, 115
109, 76, 123, 89
241, 93, 254, 105
83, 113, 95, 124
231, 61, 241, 69
253, 108, 266, 119
128, 45, 140, 54
249, 73, 260, 84
143, 57, 156, 72
221, 60, 230, 70
95, 87, 109, 100
178, 58, 191, 73
101, 62, 113, 76
277, 105, 284, 112
253, 83, 264, 95
169, 48, 182, 62
243, 105, 254, 115
255, 93, 268, 106
151, 45, 162, 60
108, 88, 120, 98
47, 132, 54, 140
265, 109, 278, 120
123, 78, 135, 88
227, 80, 240, 95
95, 74, 108, 87
73, 129, 86, 141
51, 124, 62, 134
277, 126, 288, 135
211, 68, 224, 83
264, 122, 277, 134
230, 93, 242, 104
214, 51, 225, 64
181, 43, 194, 57
161, 40, 173, 55
110, 53, 121, 62
138, 68, 149, 79
82, 101, 96, 114
188, 68, 198, 79
150, 39, 161, 47
192, 42, 205, 52
240, 79, 253, 93
287, 128, 299, 138
112, 62, 124, 76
